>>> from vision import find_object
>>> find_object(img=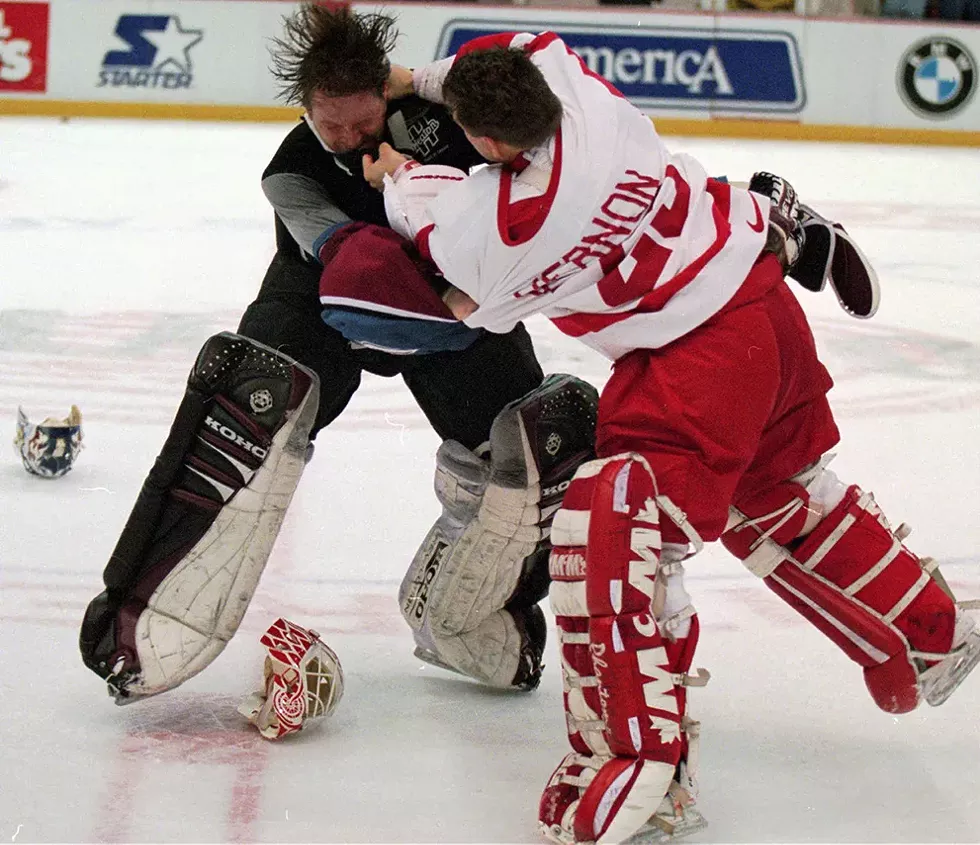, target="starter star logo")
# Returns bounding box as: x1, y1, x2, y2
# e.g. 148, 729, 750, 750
98, 14, 204, 90
142, 17, 202, 74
